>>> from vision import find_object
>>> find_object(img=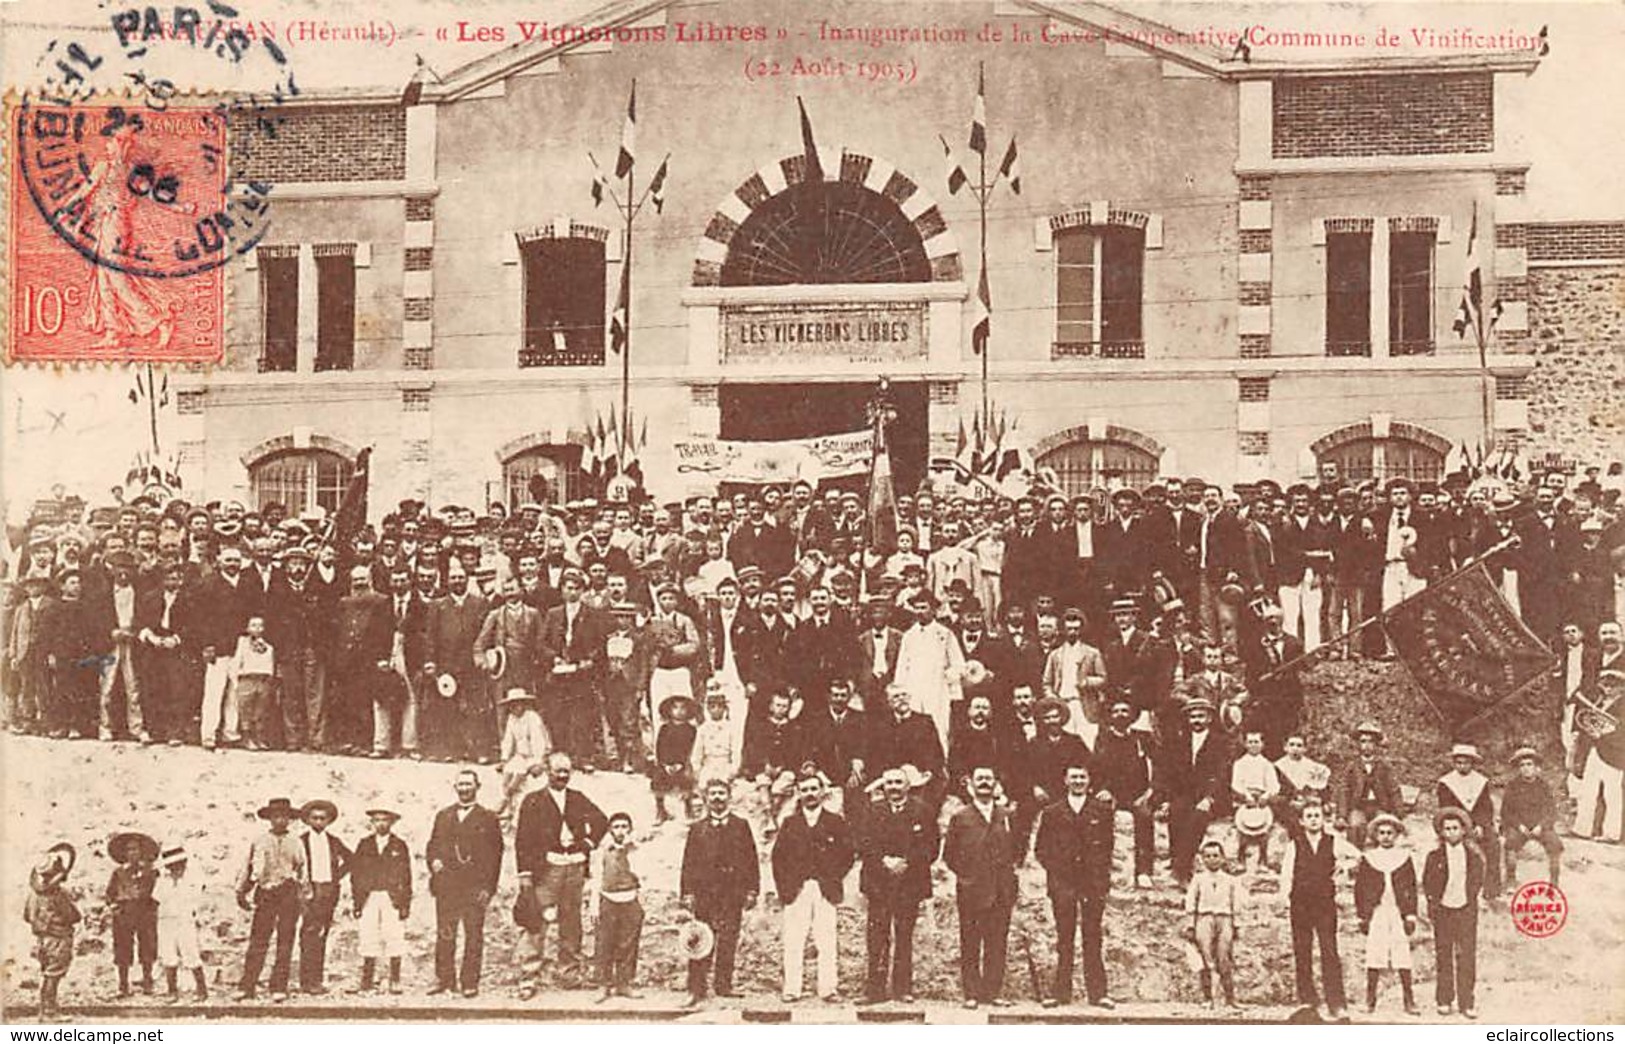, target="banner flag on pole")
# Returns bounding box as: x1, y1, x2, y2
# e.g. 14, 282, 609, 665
997, 136, 1020, 194
616, 81, 636, 178
968, 64, 987, 155
1452, 199, 1483, 351
970, 264, 991, 355
648, 156, 669, 214
1382, 562, 1556, 729
609, 261, 629, 354
940, 134, 967, 195
867, 423, 899, 557
797, 96, 824, 183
